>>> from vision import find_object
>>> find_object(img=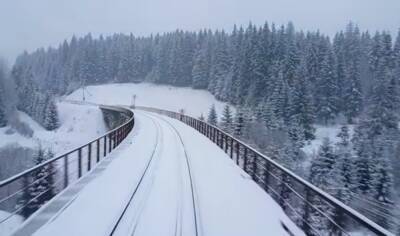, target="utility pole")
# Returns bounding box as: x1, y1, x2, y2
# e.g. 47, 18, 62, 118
132, 94, 137, 108
82, 80, 86, 102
